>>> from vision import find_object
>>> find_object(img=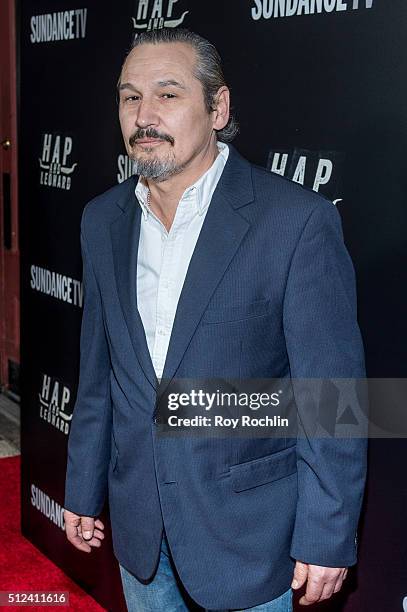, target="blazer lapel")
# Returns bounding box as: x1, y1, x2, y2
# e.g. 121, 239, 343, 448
158, 146, 254, 396
110, 146, 255, 399
110, 179, 159, 391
